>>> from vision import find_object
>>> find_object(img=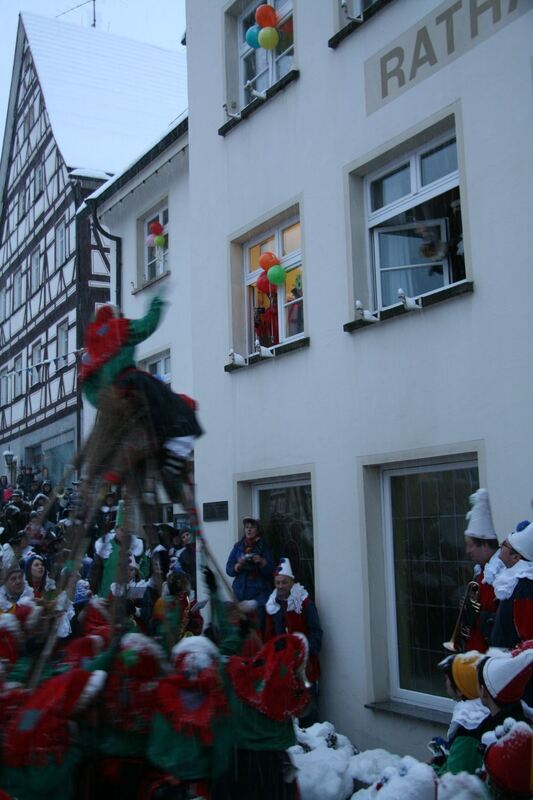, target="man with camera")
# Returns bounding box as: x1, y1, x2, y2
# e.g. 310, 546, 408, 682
226, 517, 275, 634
